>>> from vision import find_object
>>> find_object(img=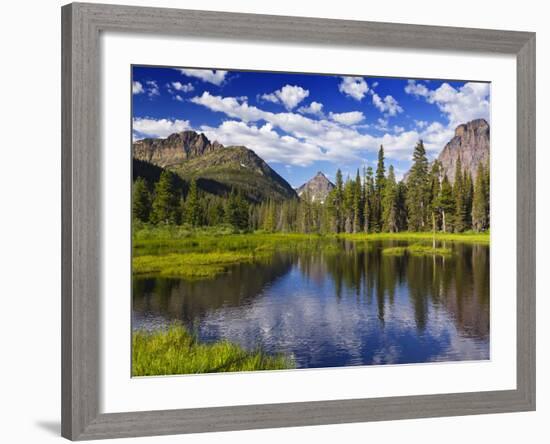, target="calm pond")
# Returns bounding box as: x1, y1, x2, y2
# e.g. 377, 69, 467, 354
132, 240, 490, 368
